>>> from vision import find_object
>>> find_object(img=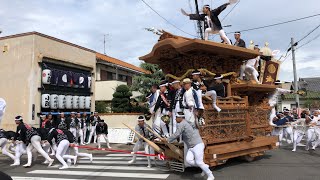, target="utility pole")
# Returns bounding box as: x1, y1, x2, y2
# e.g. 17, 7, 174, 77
194, 0, 204, 40
104, 34, 106, 55
291, 37, 300, 108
